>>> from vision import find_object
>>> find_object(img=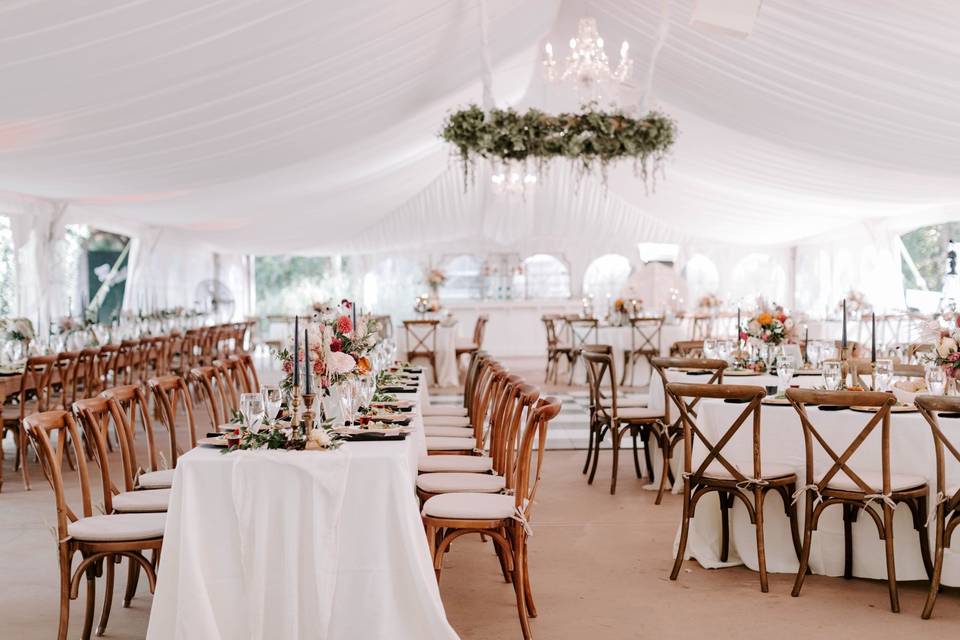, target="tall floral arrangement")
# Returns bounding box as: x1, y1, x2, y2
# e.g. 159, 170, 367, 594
2, 317, 35, 343
743, 305, 793, 346
425, 268, 446, 292
923, 319, 960, 378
